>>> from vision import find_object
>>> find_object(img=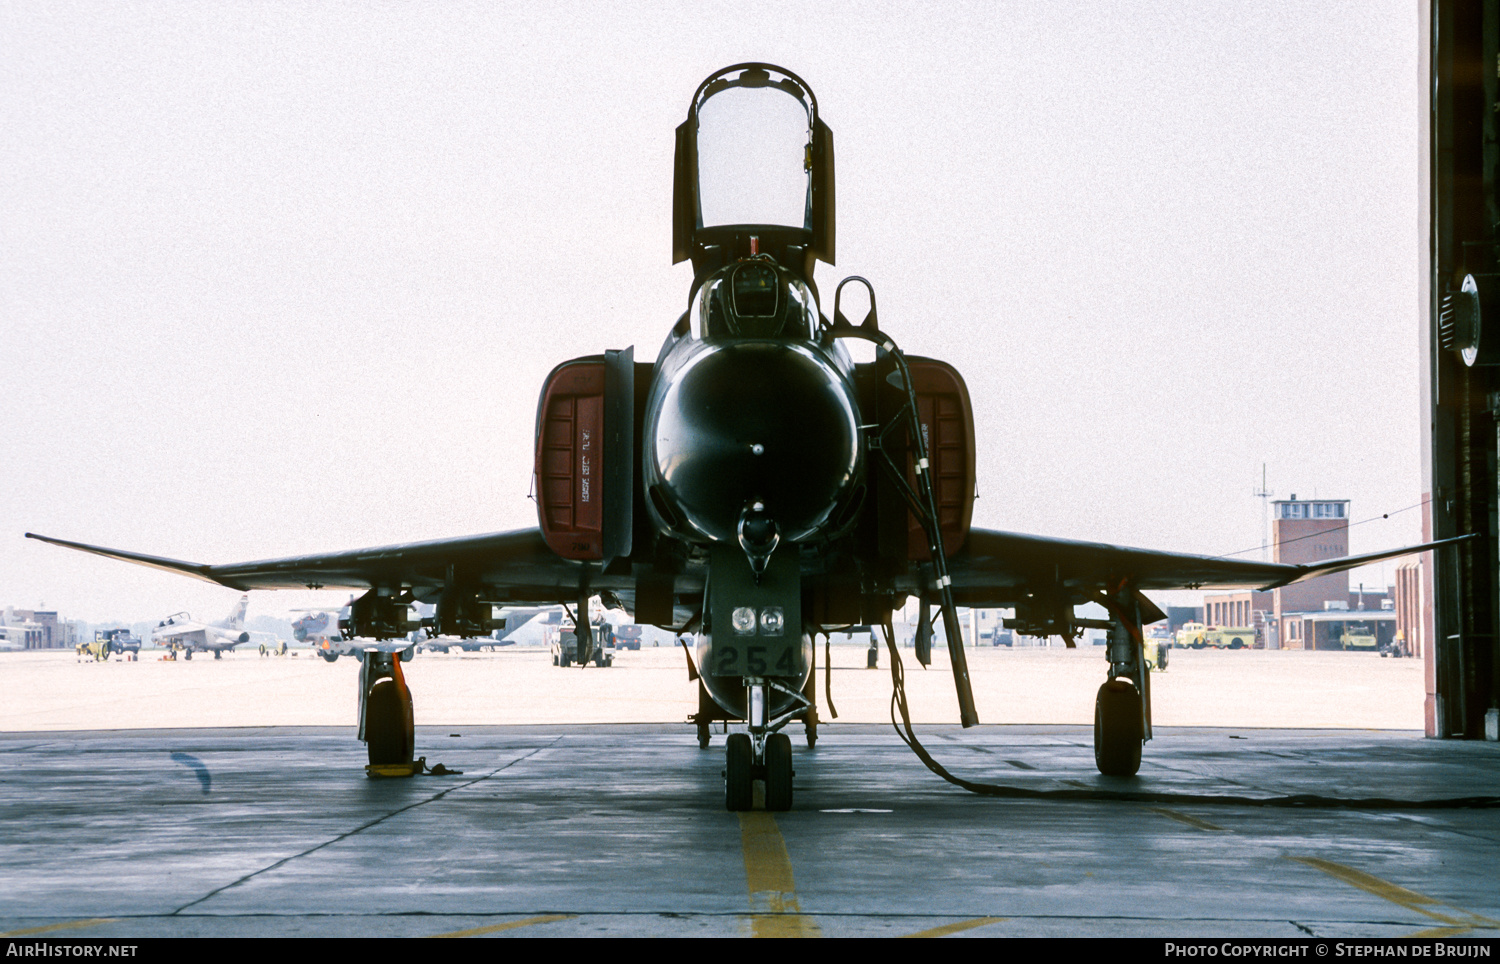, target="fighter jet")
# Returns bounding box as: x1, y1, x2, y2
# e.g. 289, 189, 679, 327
151, 595, 251, 660
291, 605, 352, 662
27, 64, 1462, 807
